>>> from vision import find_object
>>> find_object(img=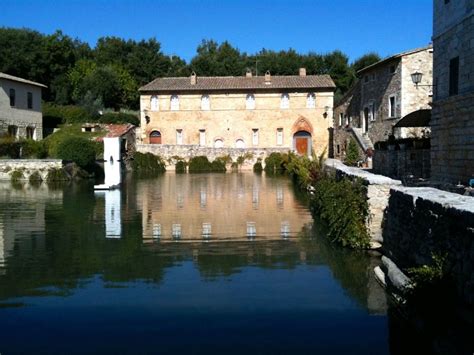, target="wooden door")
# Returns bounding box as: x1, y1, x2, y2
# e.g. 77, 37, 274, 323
149, 131, 161, 144
295, 137, 308, 155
